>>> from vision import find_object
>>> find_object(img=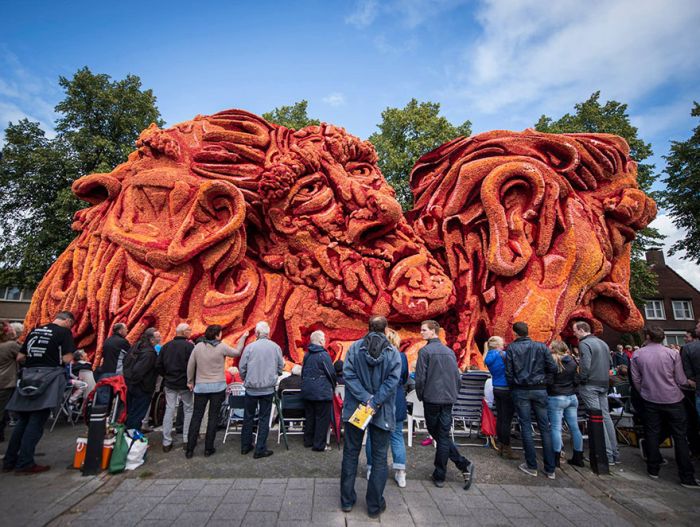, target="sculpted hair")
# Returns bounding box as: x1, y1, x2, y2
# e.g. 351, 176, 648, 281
205, 325, 223, 341
368, 316, 388, 333
512, 322, 528, 337
573, 321, 591, 334
645, 325, 665, 343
